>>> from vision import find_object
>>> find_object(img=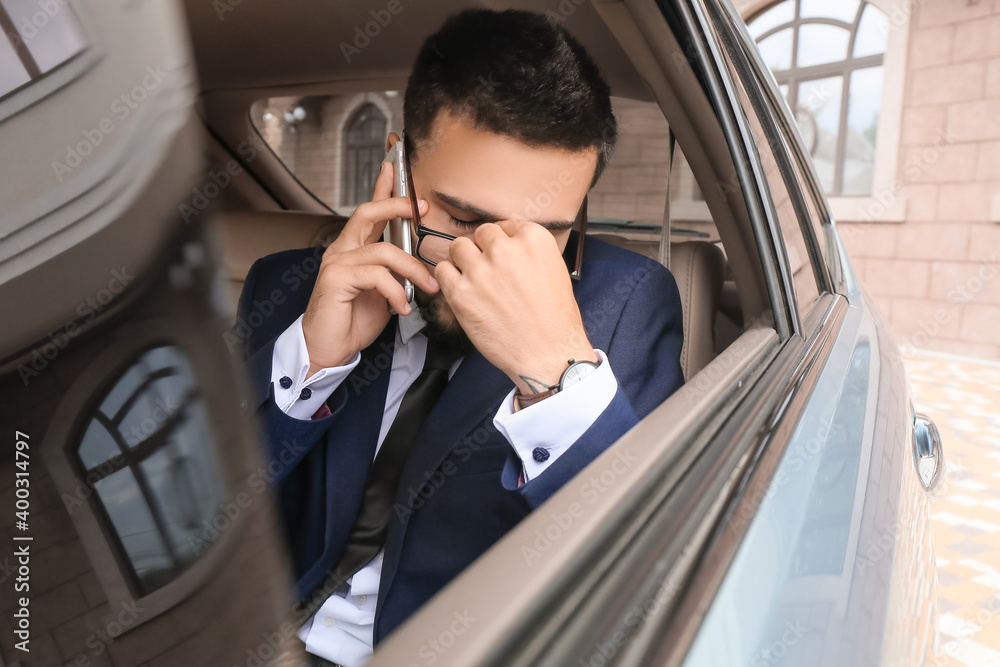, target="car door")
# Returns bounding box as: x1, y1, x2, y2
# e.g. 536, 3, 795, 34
679, 2, 939, 665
